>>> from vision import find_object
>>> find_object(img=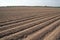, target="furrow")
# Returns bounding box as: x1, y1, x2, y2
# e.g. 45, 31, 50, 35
0, 15, 51, 31
43, 25, 60, 40
0, 15, 59, 38
0, 16, 60, 40
0, 14, 58, 26
0, 15, 41, 26
23, 19, 60, 40
0, 15, 37, 23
